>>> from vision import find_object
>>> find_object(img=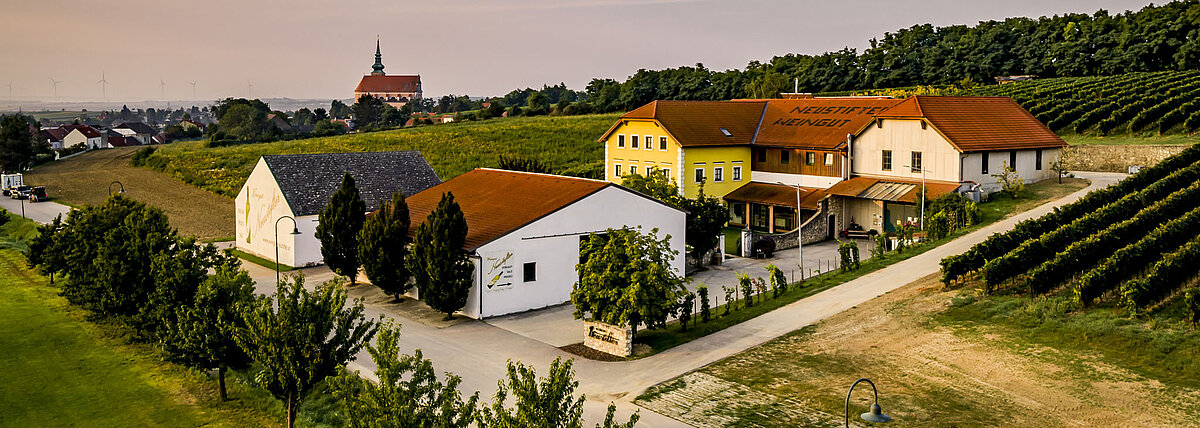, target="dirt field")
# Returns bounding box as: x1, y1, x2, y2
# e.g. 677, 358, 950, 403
24, 147, 233, 241
637, 274, 1200, 427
